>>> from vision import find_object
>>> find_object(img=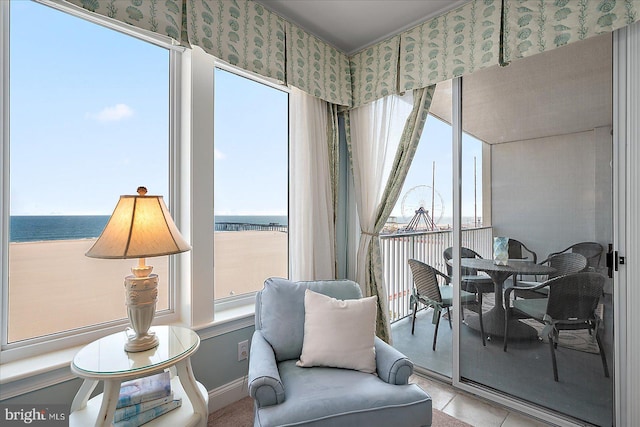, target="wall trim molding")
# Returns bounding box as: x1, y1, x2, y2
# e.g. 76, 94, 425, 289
207, 376, 249, 414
